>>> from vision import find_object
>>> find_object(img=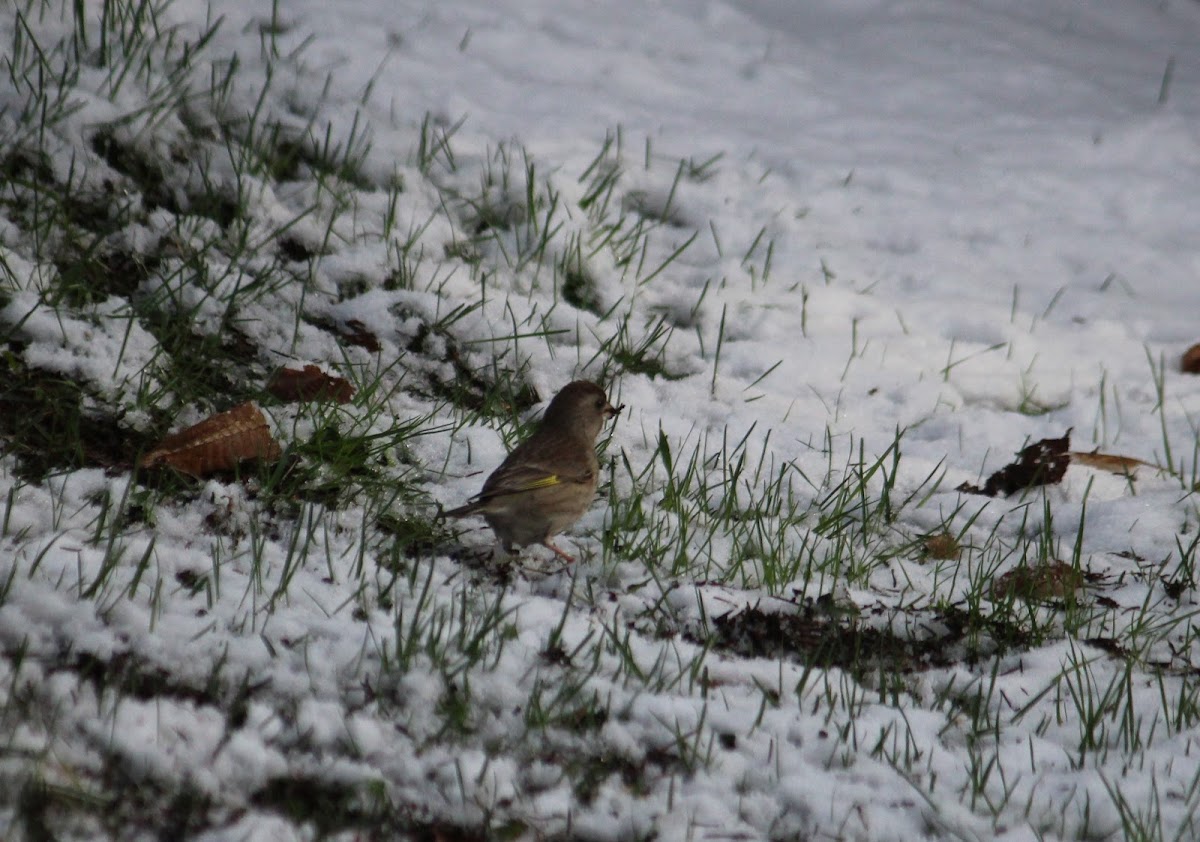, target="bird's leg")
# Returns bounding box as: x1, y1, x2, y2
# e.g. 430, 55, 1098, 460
542, 539, 576, 563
